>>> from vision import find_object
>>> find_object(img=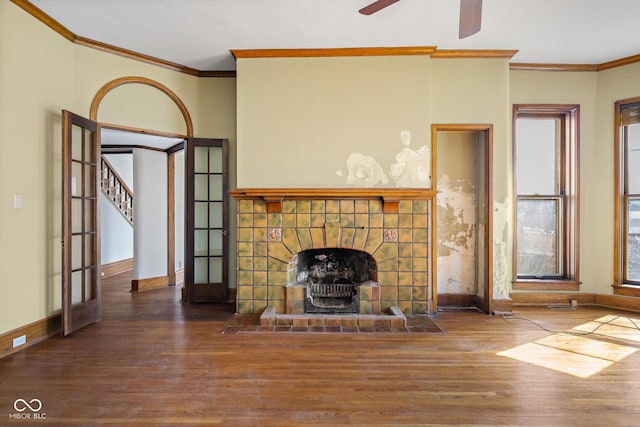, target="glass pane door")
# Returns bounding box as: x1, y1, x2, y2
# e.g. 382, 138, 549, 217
185, 138, 228, 302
